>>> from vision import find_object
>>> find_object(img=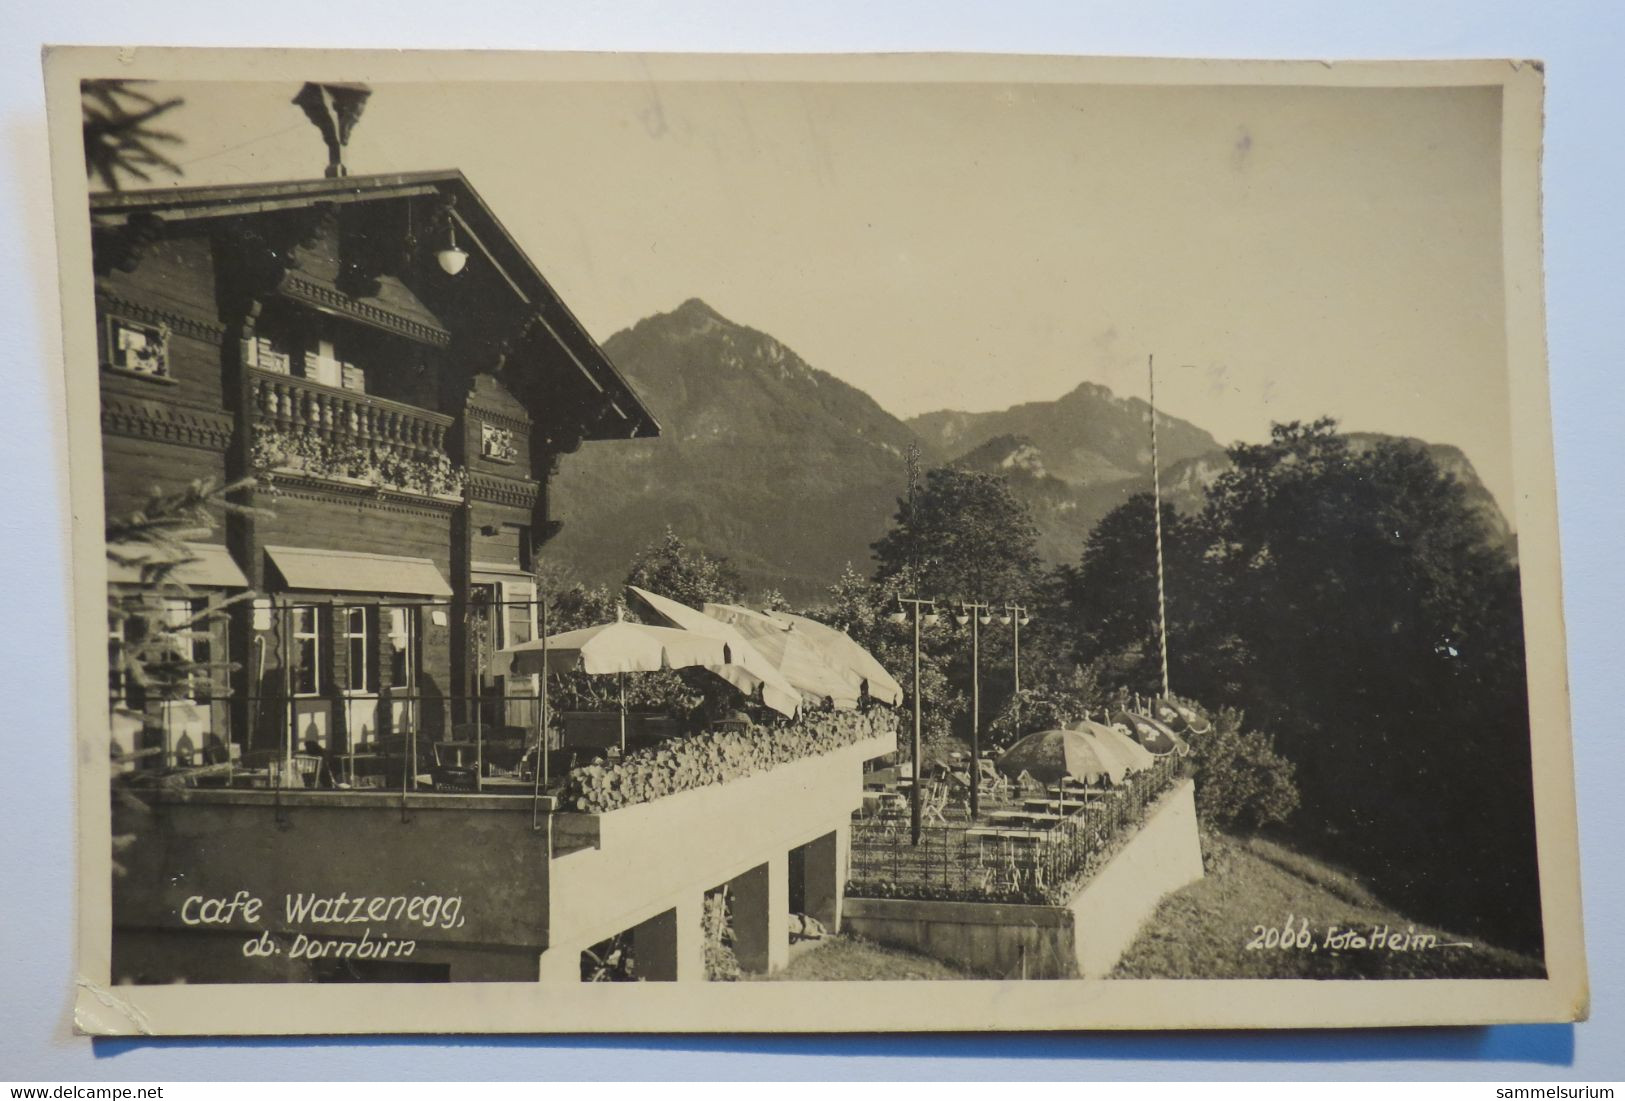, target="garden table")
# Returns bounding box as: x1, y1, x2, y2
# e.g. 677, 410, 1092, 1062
965, 826, 1046, 842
